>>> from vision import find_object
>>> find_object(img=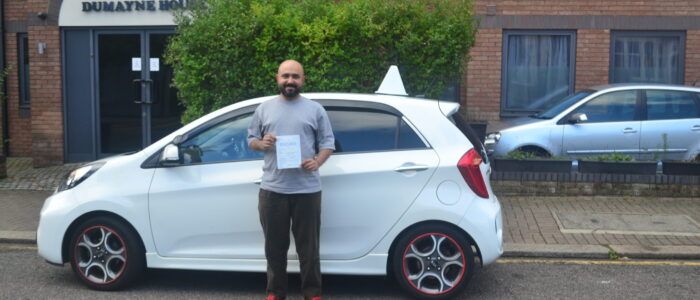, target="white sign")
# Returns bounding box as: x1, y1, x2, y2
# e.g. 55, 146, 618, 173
131, 57, 141, 71
59, 0, 186, 26
150, 58, 160, 72
276, 135, 302, 169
